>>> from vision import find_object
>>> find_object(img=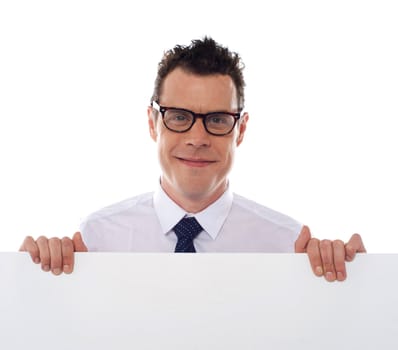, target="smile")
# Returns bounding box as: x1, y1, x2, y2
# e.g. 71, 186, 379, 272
177, 157, 215, 168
